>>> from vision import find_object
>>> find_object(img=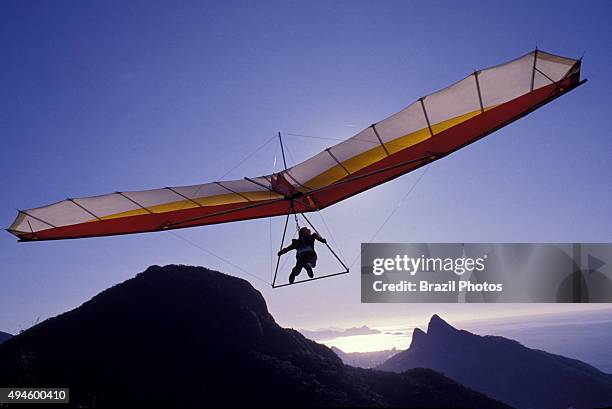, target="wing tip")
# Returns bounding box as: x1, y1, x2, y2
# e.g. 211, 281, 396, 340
5, 228, 35, 242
